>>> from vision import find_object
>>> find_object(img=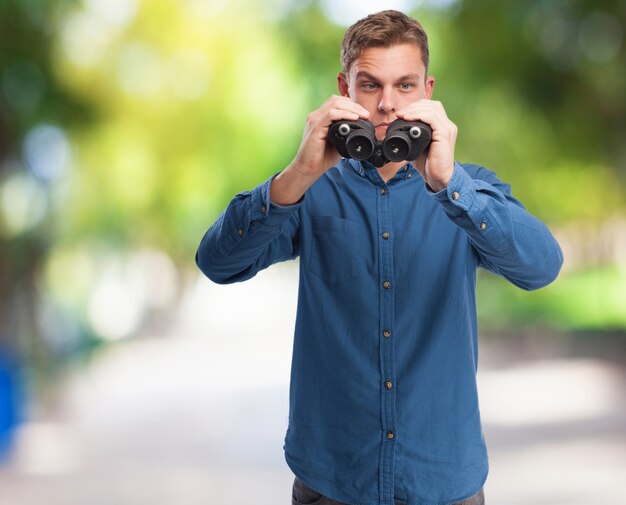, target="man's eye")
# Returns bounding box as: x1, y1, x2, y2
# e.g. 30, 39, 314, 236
361, 82, 378, 90
399, 83, 415, 90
